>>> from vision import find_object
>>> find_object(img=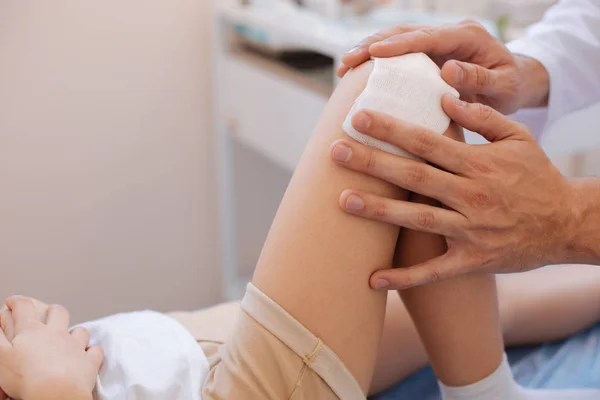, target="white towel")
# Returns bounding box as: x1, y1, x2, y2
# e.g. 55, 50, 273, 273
79, 311, 209, 400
